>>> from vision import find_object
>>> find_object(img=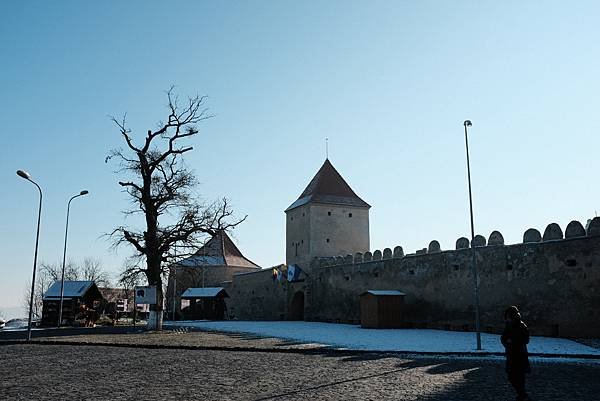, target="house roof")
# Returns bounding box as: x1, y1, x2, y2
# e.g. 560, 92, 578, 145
285, 159, 370, 211
181, 287, 229, 299
176, 231, 261, 269
361, 290, 406, 296
43, 281, 101, 300
98, 287, 131, 302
